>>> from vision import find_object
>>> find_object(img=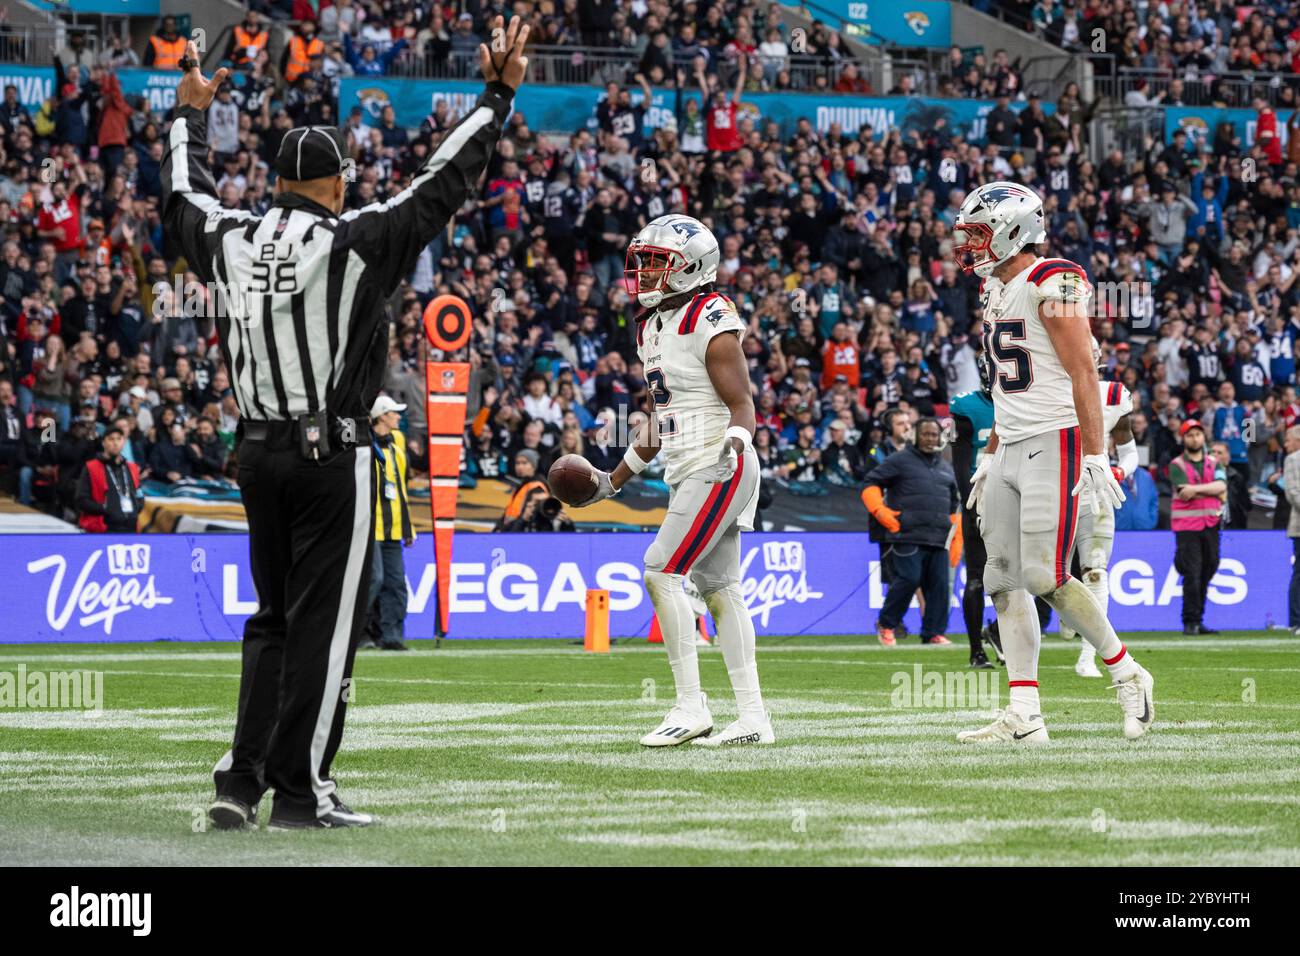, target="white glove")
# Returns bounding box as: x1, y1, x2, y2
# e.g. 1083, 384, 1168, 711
578, 470, 615, 507
1072, 453, 1126, 514
706, 440, 738, 484
965, 456, 992, 514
